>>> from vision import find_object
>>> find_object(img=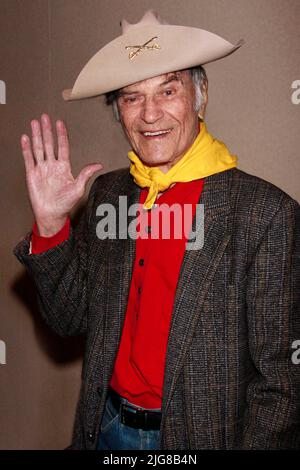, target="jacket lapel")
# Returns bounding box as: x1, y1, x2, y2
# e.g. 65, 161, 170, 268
161, 169, 234, 416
